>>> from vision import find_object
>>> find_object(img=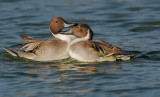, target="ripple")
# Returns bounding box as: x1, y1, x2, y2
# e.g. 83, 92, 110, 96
147, 51, 160, 61
107, 86, 160, 93
18, 22, 47, 26
0, 15, 36, 21
72, 10, 95, 14
0, 52, 29, 62
127, 7, 144, 11
135, 51, 160, 61
13, 72, 38, 77
107, 12, 131, 18
129, 26, 160, 32
0, 0, 21, 3
140, 21, 160, 25
147, 51, 160, 54
0, 75, 17, 78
